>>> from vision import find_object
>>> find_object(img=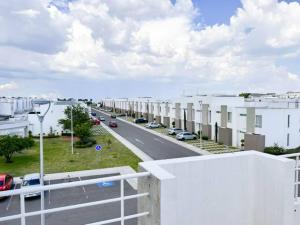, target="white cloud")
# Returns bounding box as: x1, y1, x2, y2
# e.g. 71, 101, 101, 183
0, 0, 300, 96
12, 9, 41, 18
0, 81, 18, 90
